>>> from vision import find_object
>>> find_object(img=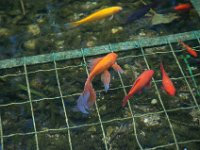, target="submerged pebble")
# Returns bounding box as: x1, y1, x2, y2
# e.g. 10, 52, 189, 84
86, 40, 95, 47
106, 126, 115, 137
87, 126, 96, 132
151, 99, 158, 105
141, 114, 161, 126
81, 2, 98, 10
23, 39, 37, 49
27, 24, 40, 36
179, 93, 189, 100
189, 109, 200, 125
55, 40, 65, 49
0, 28, 12, 37
111, 26, 123, 34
